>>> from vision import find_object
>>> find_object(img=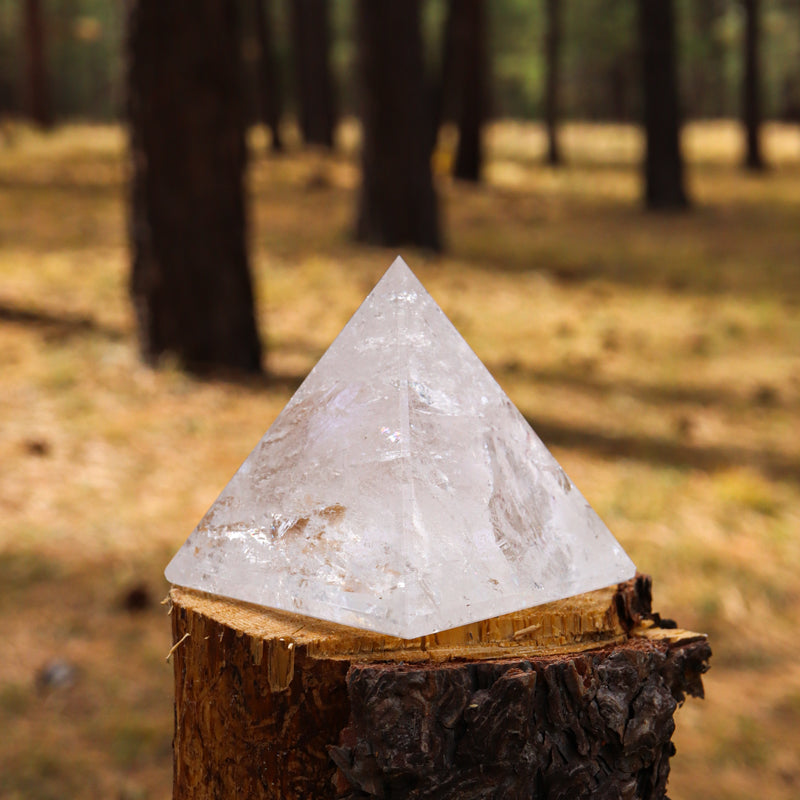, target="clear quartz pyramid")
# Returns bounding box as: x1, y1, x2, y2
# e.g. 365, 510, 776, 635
166, 257, 635, 638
